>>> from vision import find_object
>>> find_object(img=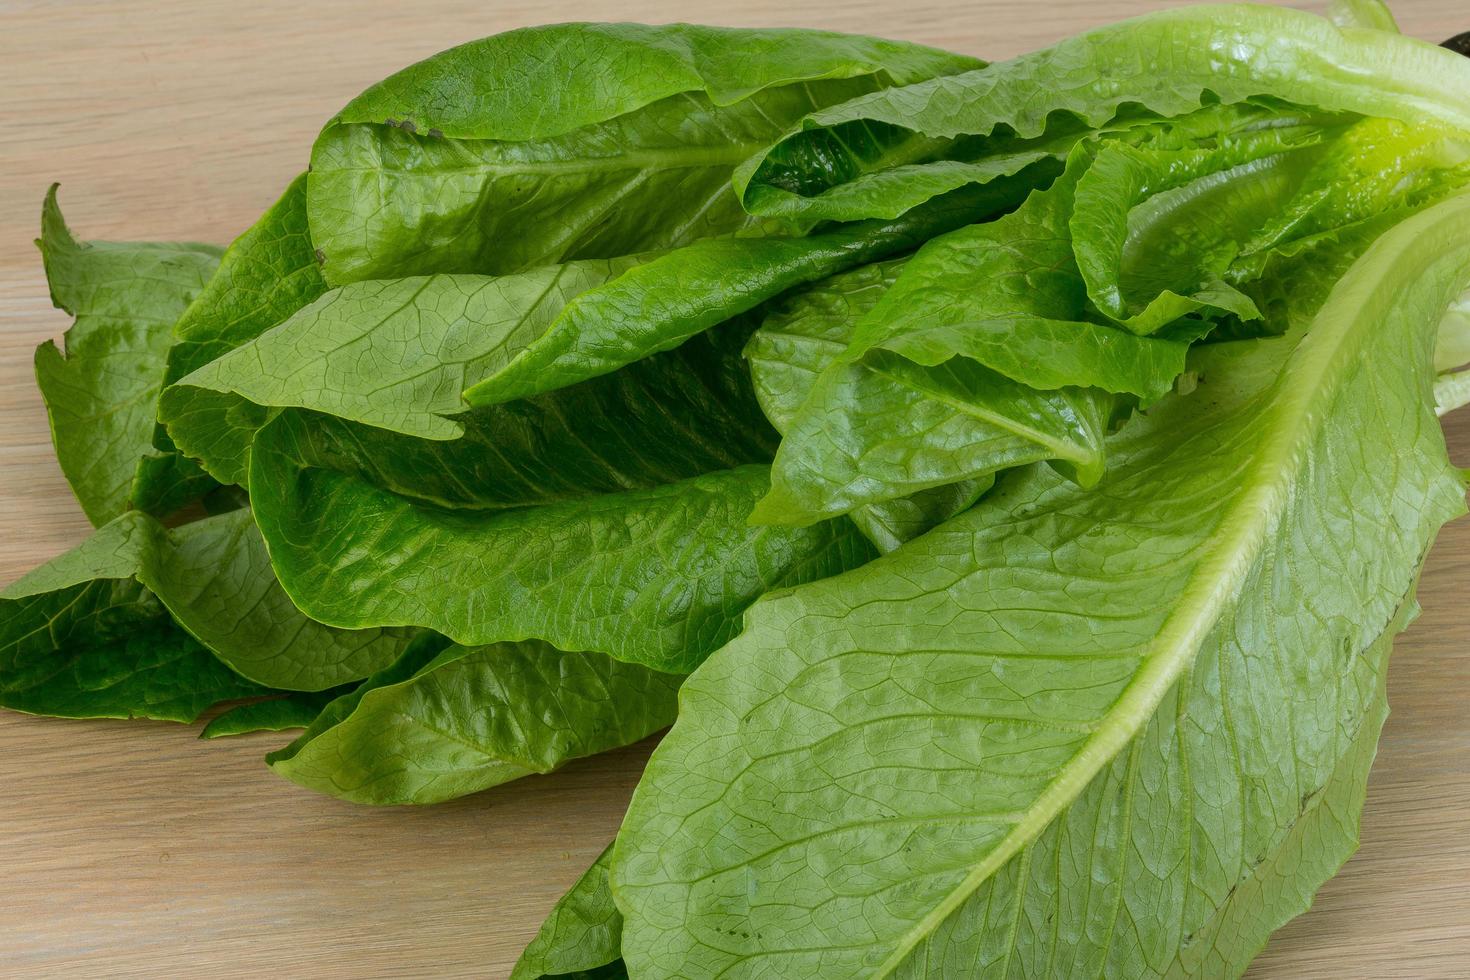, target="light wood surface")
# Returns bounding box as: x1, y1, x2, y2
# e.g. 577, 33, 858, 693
2, 1, 1467, 976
